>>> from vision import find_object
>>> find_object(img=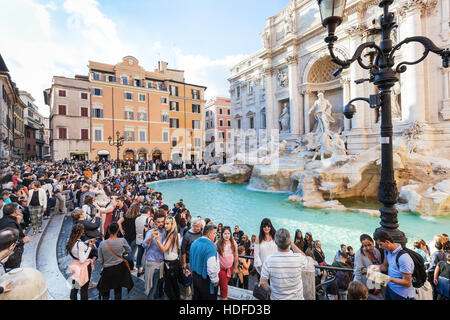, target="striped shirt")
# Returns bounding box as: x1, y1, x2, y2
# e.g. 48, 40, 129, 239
260, 250, 308, 300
